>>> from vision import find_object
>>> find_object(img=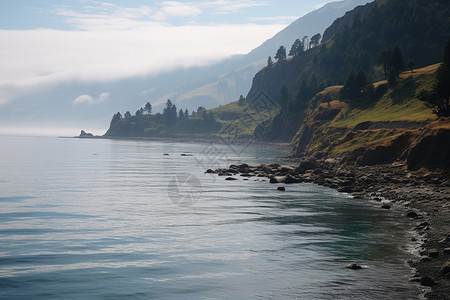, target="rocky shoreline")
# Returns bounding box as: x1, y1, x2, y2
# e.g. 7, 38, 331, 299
207, 158, 450, 299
